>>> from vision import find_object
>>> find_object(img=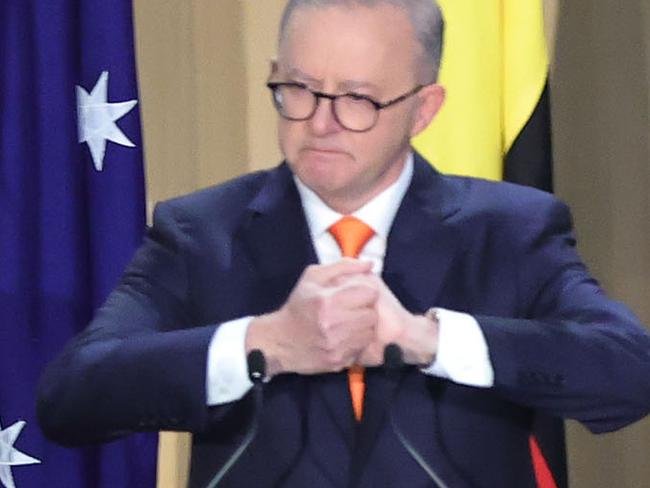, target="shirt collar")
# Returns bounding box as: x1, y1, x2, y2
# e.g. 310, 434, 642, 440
294, 152, 414, 239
